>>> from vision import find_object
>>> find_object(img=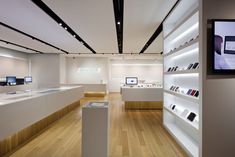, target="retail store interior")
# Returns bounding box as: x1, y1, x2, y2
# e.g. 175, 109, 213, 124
1, 0, 235, 157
